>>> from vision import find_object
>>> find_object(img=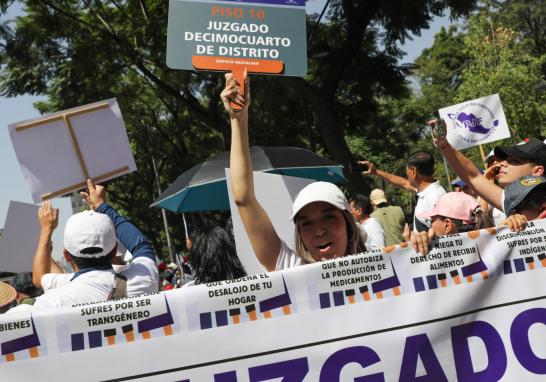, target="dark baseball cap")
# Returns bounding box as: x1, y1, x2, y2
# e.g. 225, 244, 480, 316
504, 175, 546, 216
494, 137, 546, 167
11, 272, 40, 296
